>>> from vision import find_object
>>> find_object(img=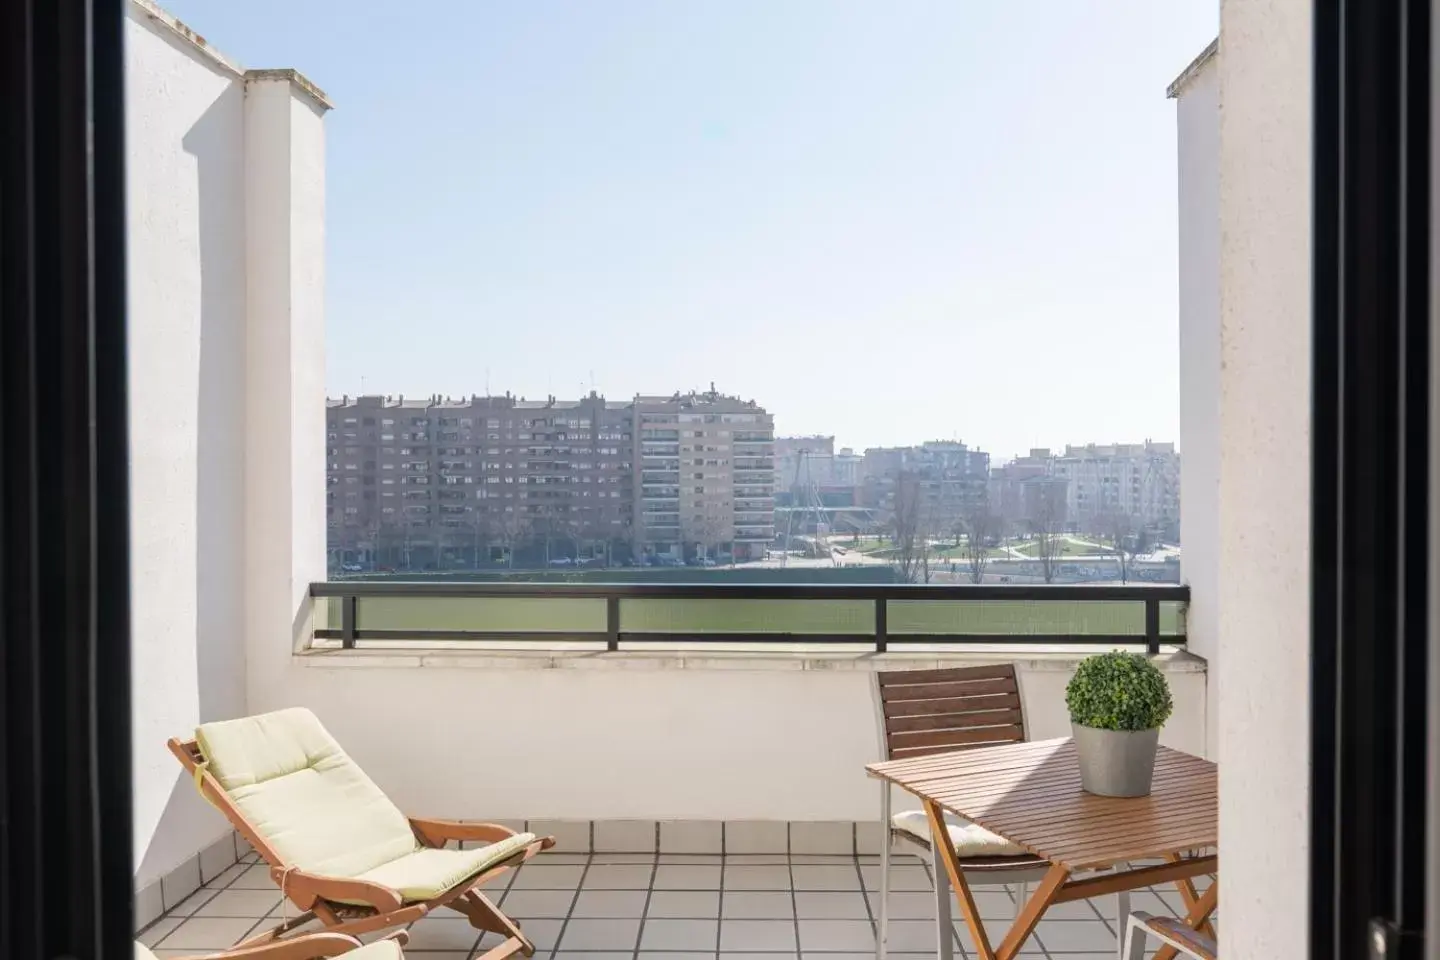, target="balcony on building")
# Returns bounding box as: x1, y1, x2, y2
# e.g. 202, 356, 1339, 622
124, 2, 1311, 959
